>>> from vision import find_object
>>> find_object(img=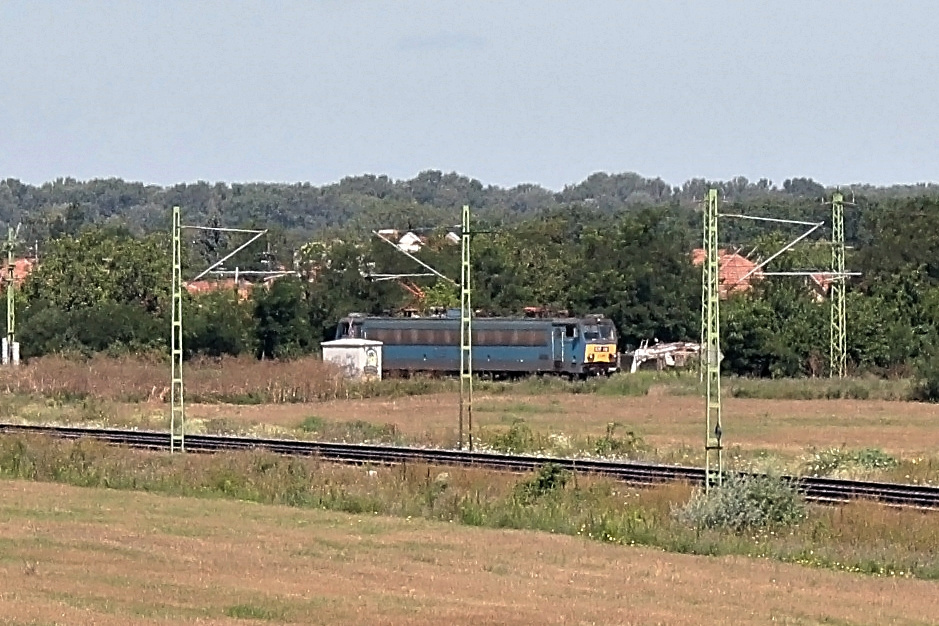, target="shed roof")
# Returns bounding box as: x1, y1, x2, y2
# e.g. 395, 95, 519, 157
321, 338, 384, 347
